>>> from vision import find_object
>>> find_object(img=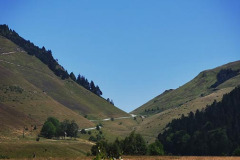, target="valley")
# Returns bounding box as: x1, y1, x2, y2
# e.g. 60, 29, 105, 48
0, 25, 240, 159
